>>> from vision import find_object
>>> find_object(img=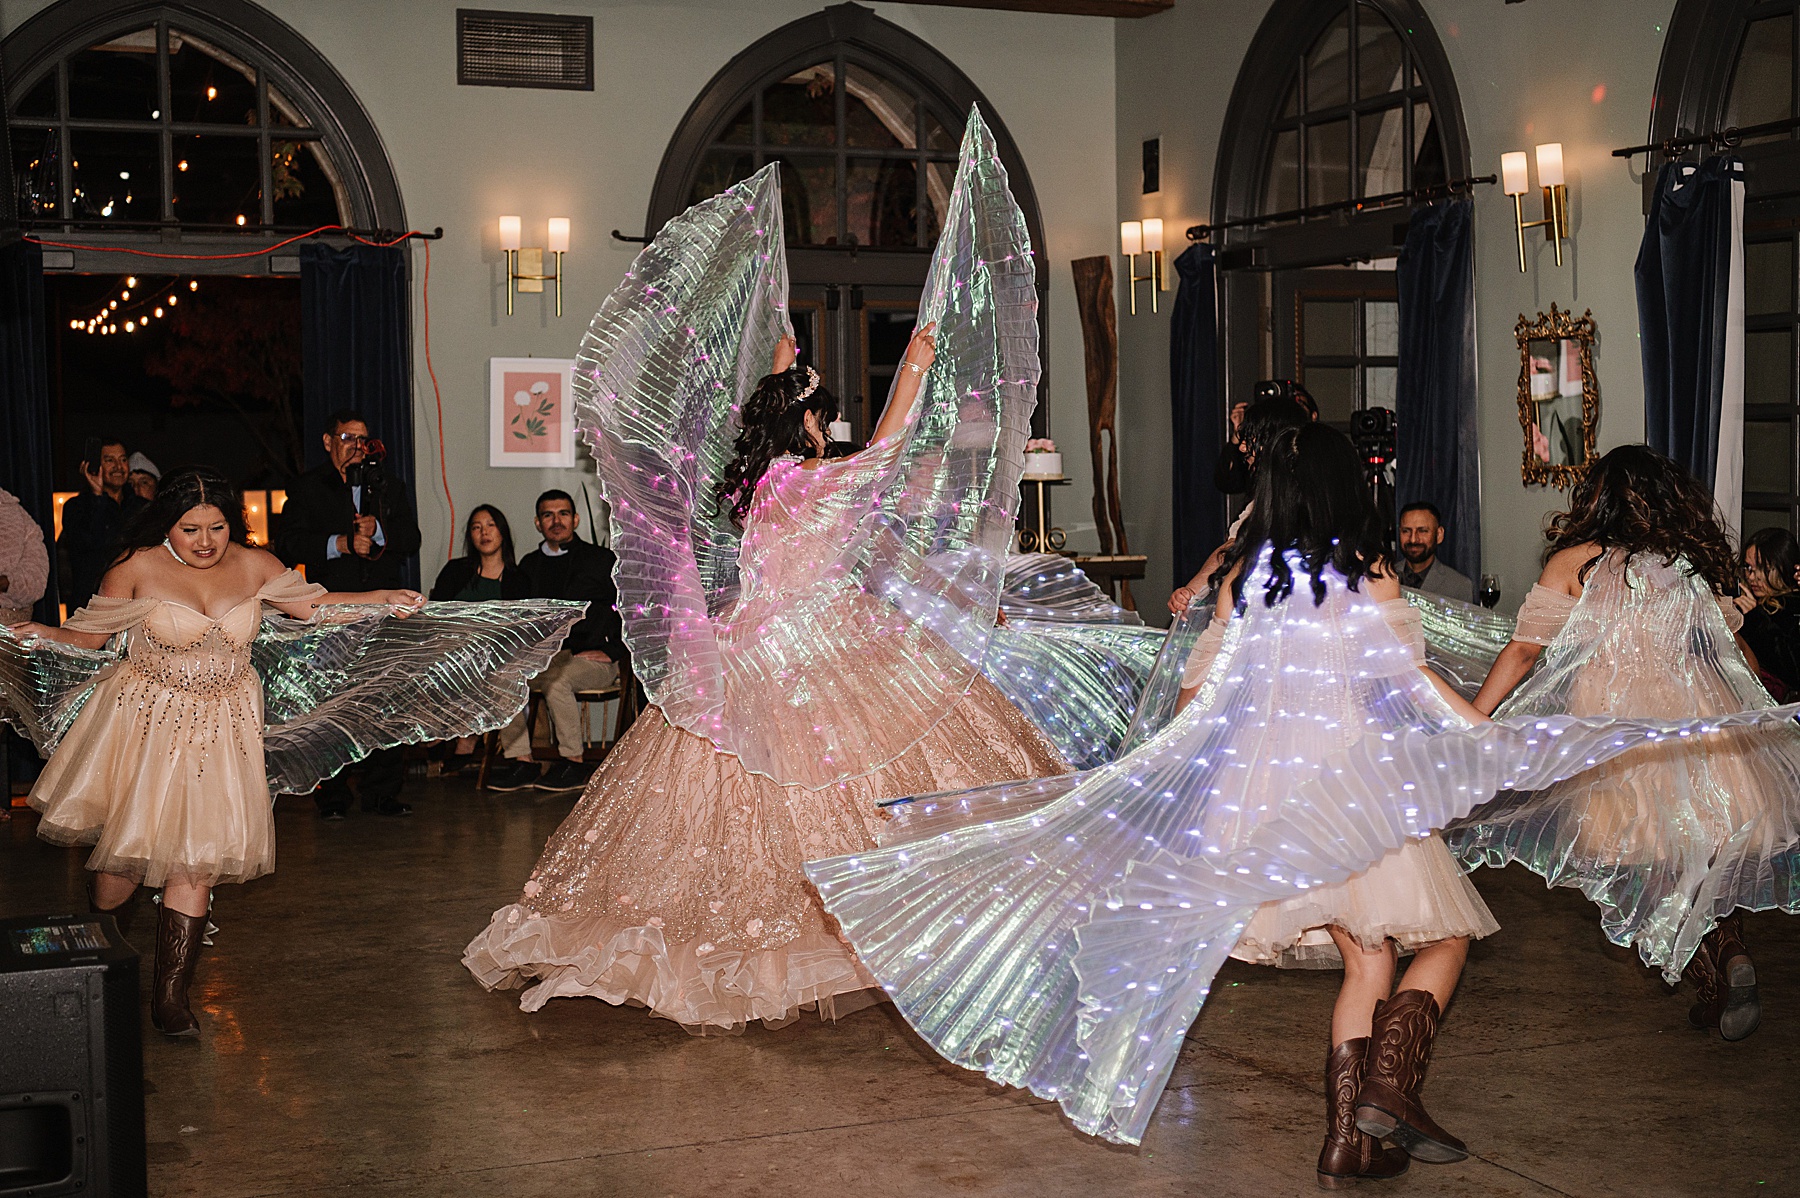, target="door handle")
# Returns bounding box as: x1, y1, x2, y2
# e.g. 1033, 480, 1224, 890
850, 285, 864, 310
